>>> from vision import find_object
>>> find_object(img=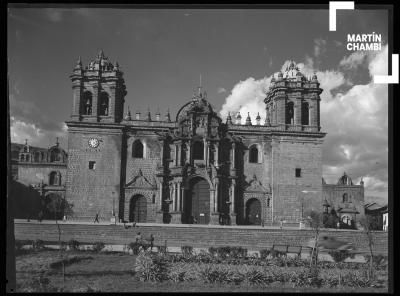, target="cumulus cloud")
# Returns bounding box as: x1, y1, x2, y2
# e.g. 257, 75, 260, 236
10, 116, 67, 148
220, 45, 388, 201
217, 87, 227, 94
339, 51, 367, 69
220, 76, 270, 123
313, 38, 327, 58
